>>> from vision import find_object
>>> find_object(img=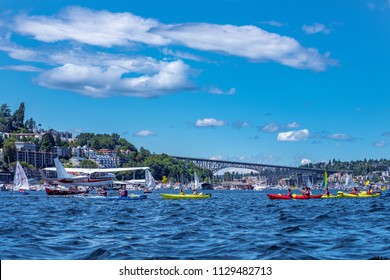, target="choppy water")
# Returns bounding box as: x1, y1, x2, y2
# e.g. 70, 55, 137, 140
0, 190, 389, 260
